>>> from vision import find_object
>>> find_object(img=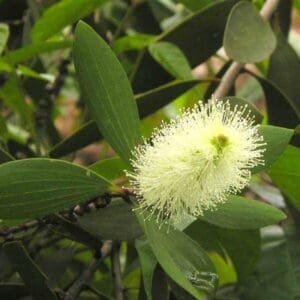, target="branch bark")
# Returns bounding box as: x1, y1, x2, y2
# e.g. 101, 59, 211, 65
64, 240, 113, 300
111, 242, 125, 300
213, 0, 280, 99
